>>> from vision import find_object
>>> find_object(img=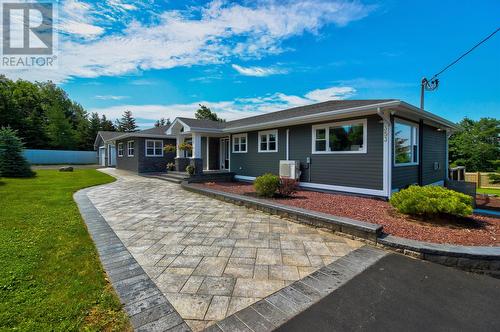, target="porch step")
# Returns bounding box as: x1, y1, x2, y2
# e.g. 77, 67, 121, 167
142, 172, 188, 184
